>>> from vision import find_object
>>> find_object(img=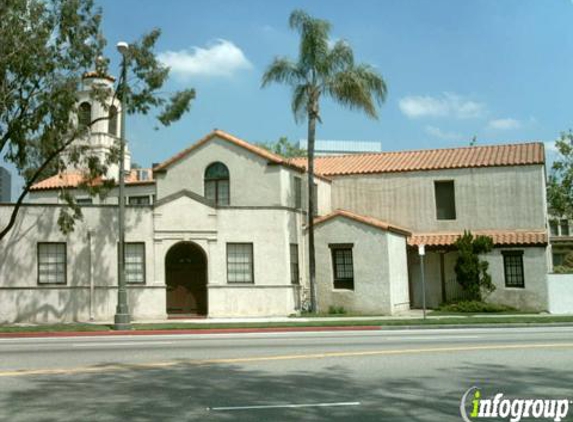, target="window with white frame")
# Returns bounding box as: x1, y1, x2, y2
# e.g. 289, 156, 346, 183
227, 243, 254, 283
37, 243, 67, 284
